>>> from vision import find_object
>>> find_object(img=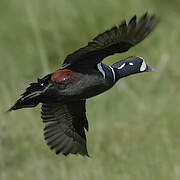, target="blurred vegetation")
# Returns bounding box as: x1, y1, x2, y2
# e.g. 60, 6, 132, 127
1, 0, 180, 179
